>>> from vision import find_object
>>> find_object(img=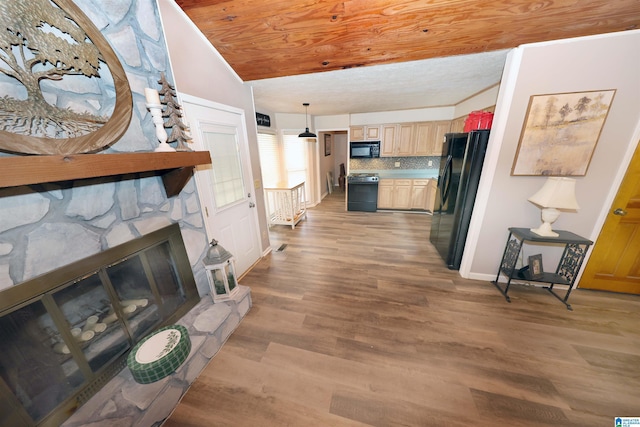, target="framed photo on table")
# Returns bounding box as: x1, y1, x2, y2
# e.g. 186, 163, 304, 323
511, 89, 615, 176
324, 134, 331, 156
528, 254, 544, 279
